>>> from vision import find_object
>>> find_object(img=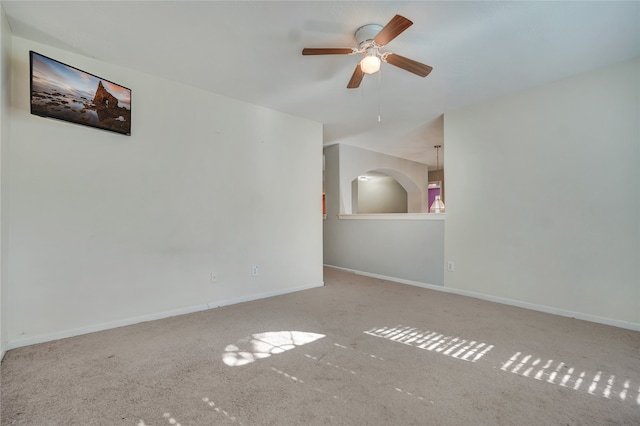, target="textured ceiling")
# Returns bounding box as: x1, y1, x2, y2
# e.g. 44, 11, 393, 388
3, 1, 639, 167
